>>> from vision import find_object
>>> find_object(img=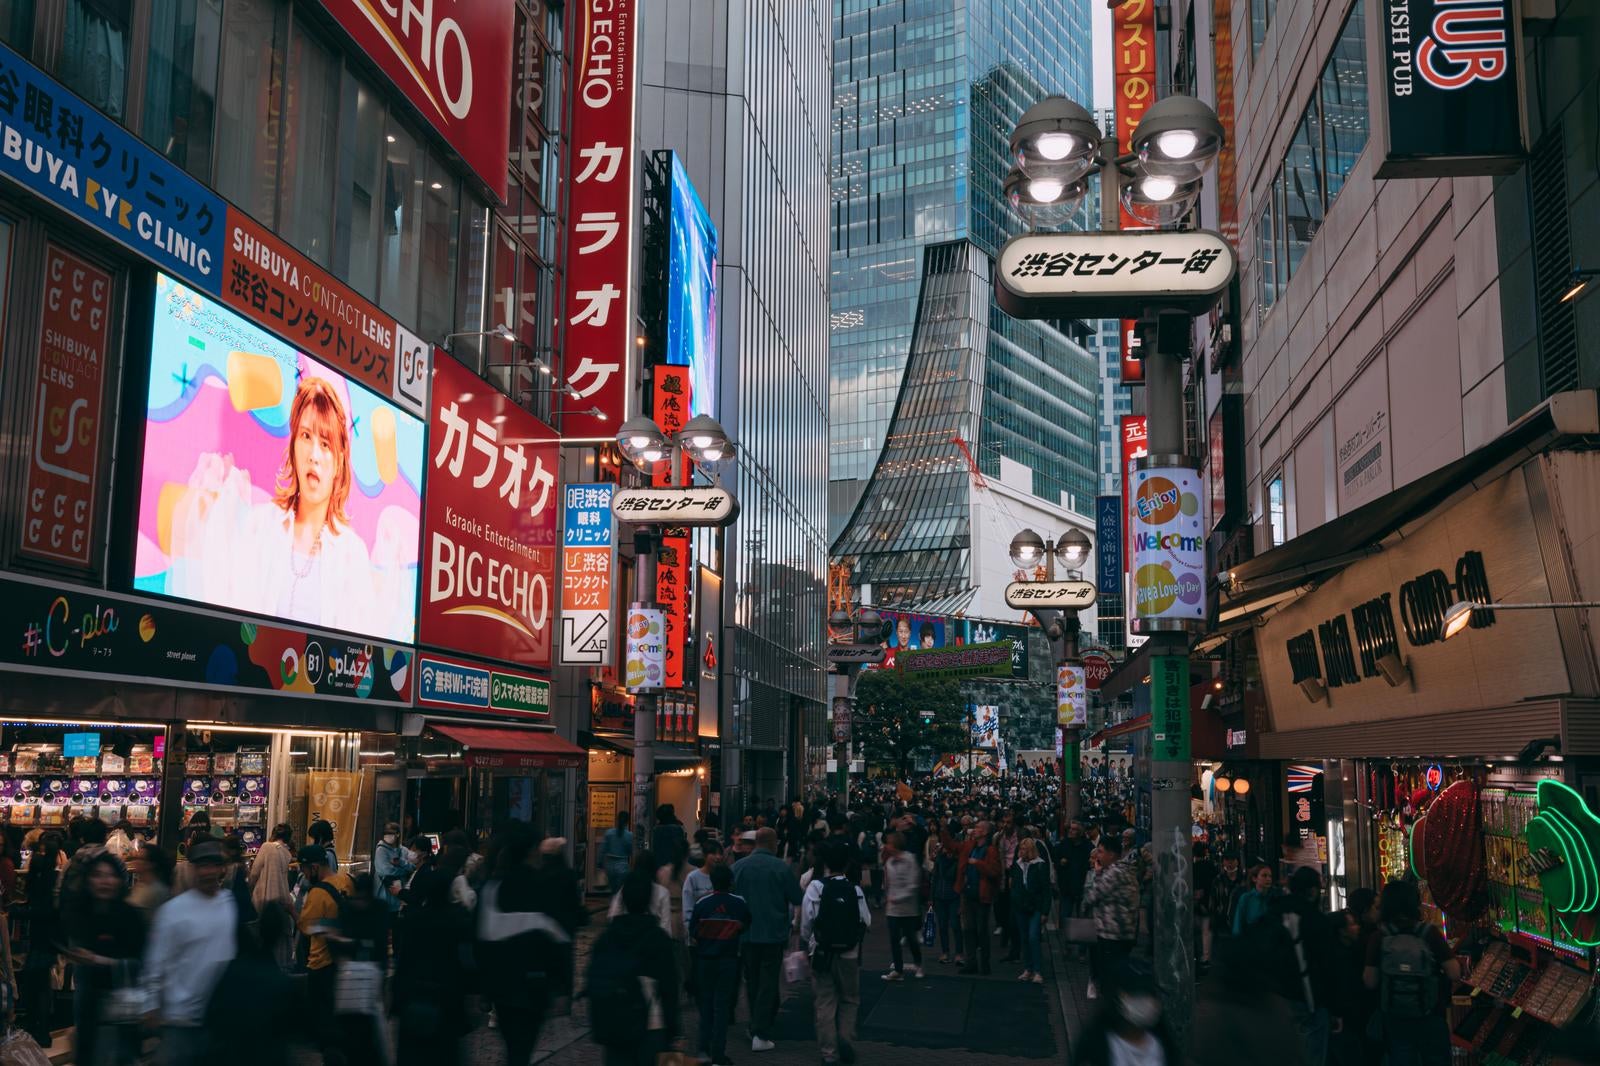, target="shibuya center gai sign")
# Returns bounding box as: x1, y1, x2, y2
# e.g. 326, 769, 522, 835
995, 231, 1235, 319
